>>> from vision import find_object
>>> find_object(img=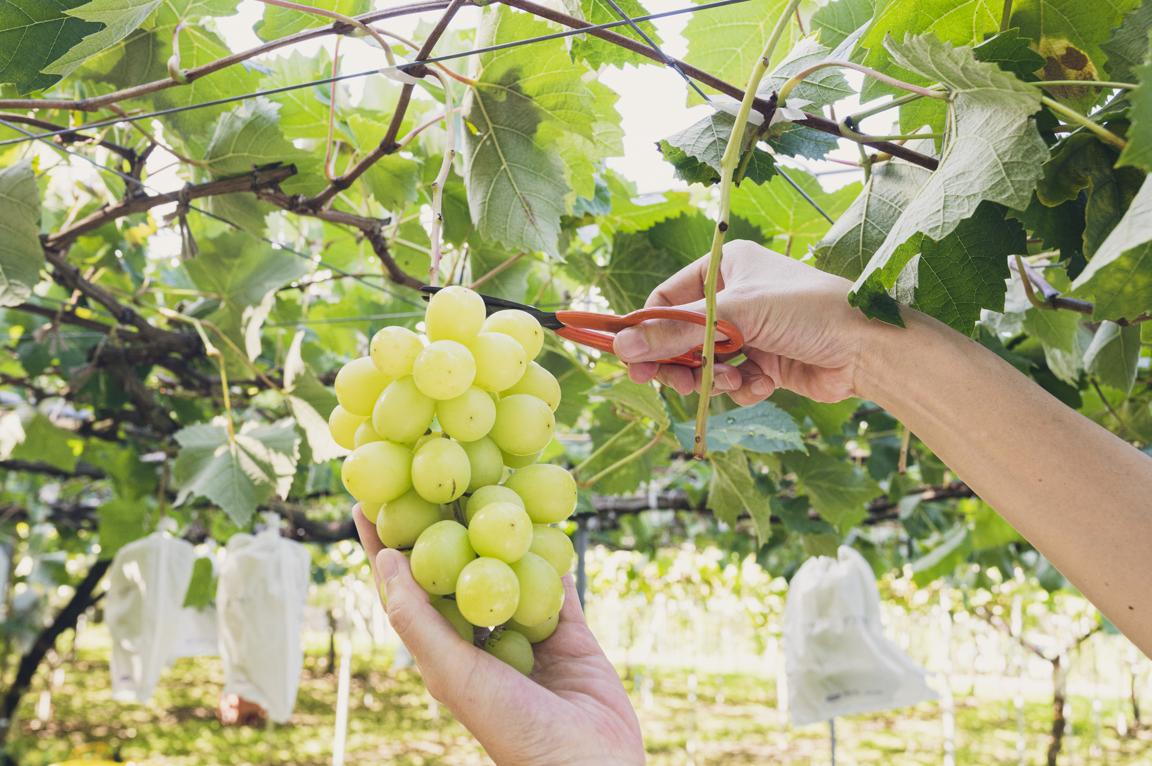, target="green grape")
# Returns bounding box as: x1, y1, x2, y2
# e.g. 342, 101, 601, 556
411, 437, 471, 503
413, 340, 476, 400
372, 376, 436, 443
502, 449, 541, 469
432, 598, 474, 642
461, 437, 504, 492
328, 406, 365, 450
414, 431, 444, 451
410, 520, 475, 595
334, 357, 391, 416
470, 332, 527, 392
455, 557, 520, 626
530, 525, 577, 576
359, 501, 383, 525
483, 309, 544, 360
483, 629, 534, 675
510, 552, 564, 627
506, 464, 577, 523
509, 612, 559, 643
502, 362, 561, 411
354, 421, 383, 447
370, 326, 424, 378
437, 387, 496, 442
465, 485, 524, 522
467, 502, 533, 562
490, 395, 554, 455
341, 441, 413, 503
425, 285, 486, 344
375, 489, 442, 548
